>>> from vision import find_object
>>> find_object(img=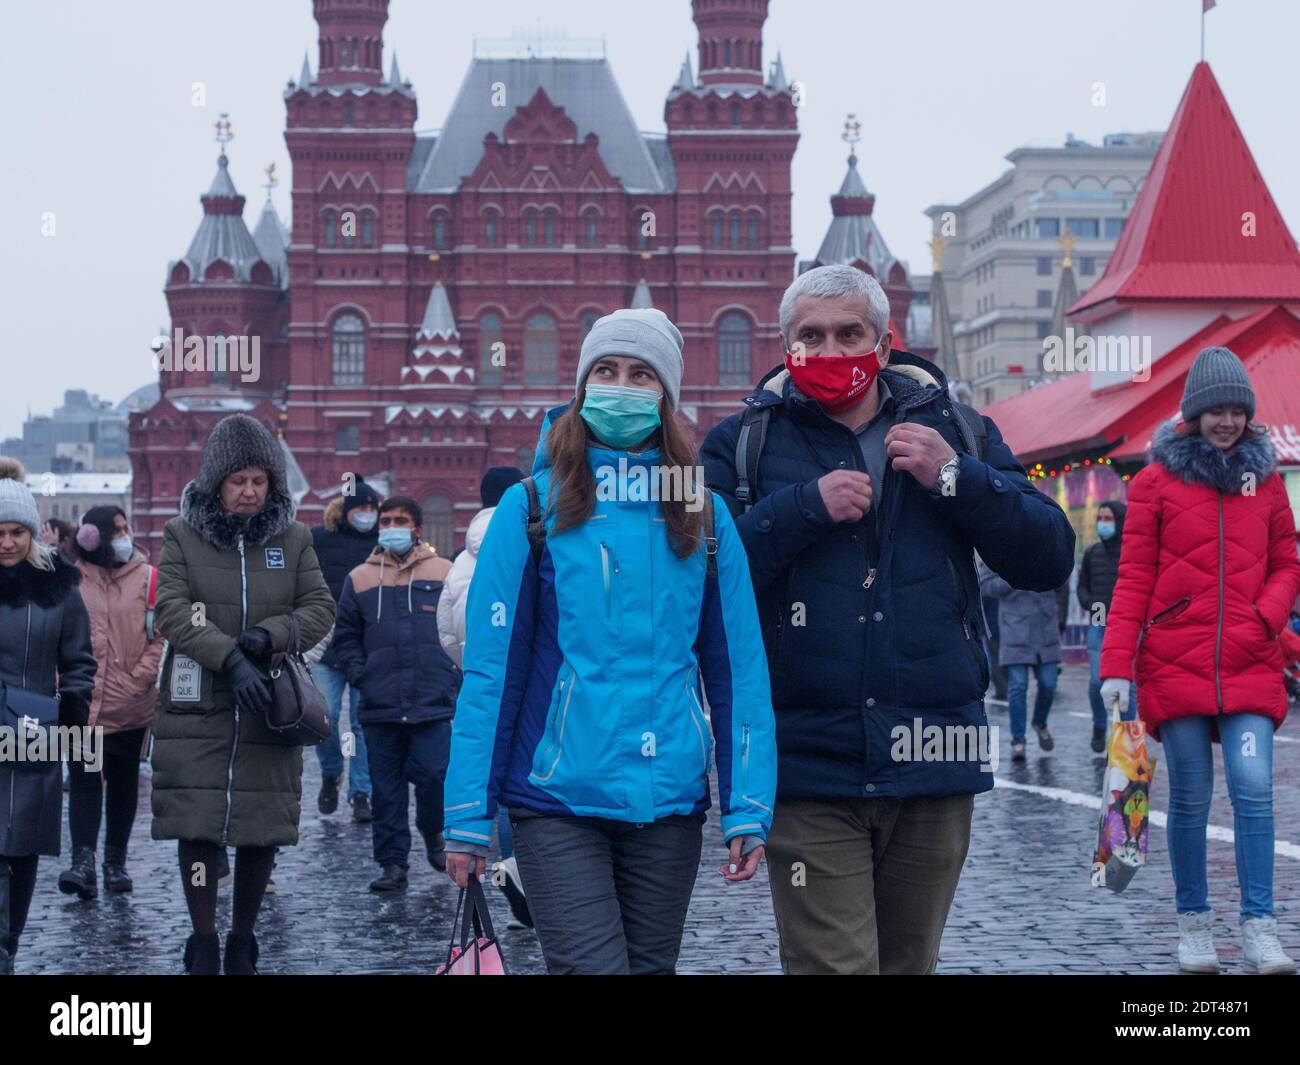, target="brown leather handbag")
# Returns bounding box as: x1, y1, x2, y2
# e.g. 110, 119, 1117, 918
265, 615, 332, 746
